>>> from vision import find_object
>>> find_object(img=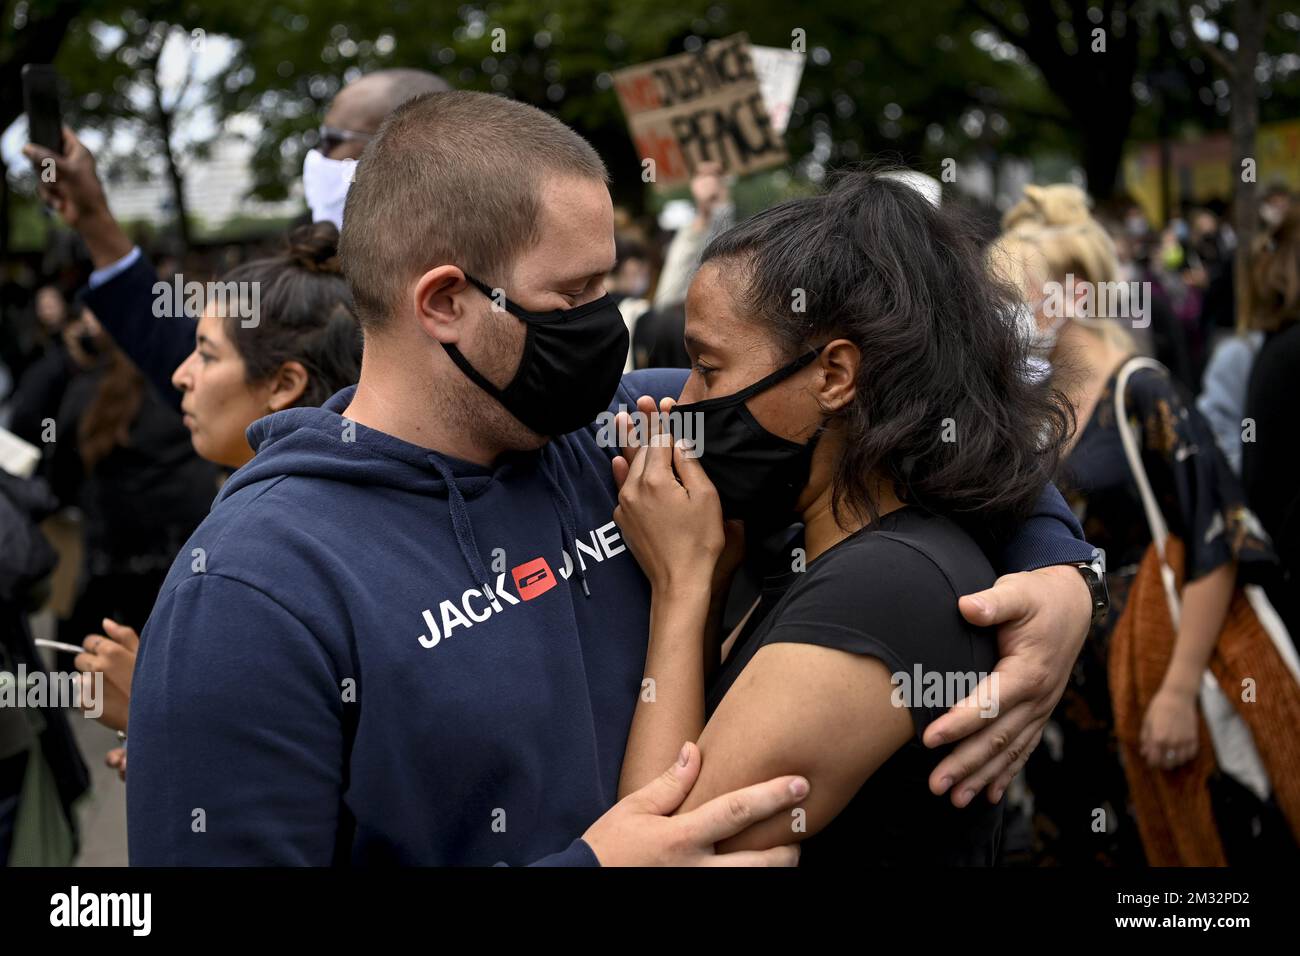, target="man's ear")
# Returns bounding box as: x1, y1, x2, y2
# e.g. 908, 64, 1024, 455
413, 266, 474, 344
266, 360, 310, 412
817, 338, 859, 413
